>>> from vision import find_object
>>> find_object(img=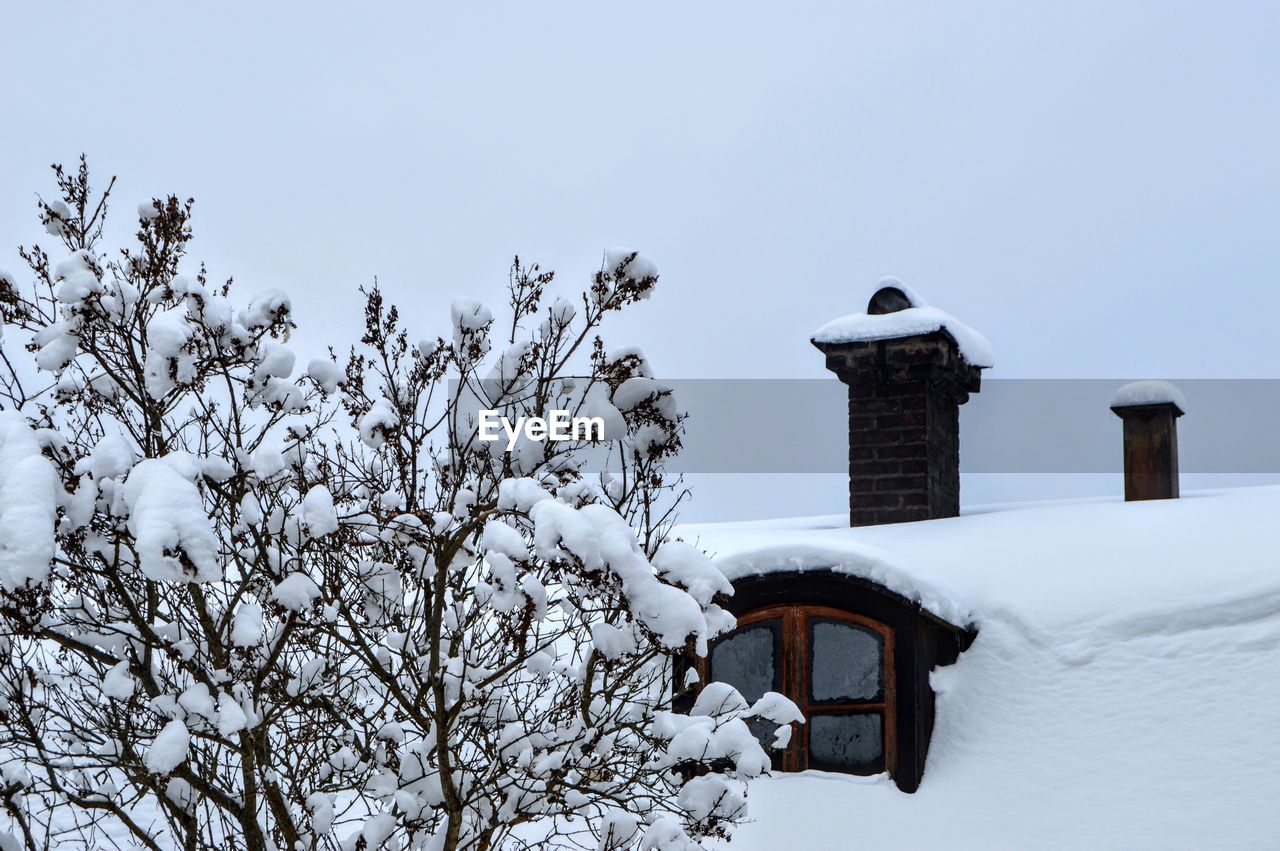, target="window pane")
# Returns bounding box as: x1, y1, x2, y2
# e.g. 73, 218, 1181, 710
809, 713, 883, 773
709, 623, 777, 705
810, 620, 882, 703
